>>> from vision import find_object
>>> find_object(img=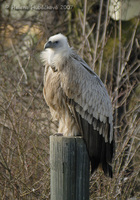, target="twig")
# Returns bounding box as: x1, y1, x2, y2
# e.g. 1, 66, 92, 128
6, 55, 30, 110
99, 0, 110, 77
93, 0, 103, 70
121, 19, 139, 76
83, 0, 87, 37
10, 39, 28, 83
